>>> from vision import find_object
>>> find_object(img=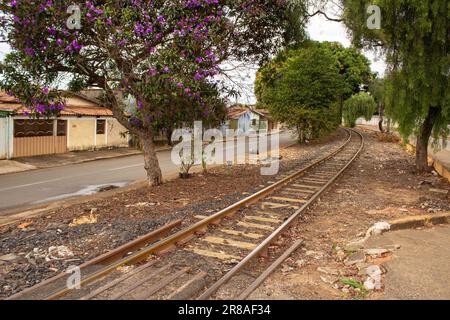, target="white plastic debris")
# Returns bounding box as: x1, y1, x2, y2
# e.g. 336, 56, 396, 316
365, 222, 391, 238
46, 246, 74, 261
